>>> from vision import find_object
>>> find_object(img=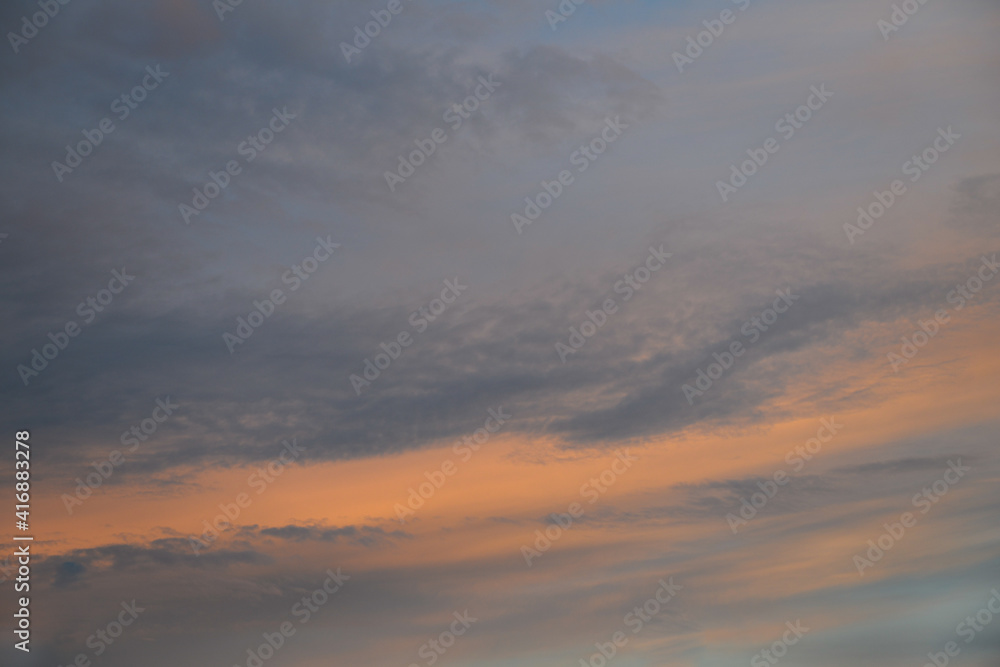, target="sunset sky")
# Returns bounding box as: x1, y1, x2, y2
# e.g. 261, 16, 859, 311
1, 0, 999, 666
